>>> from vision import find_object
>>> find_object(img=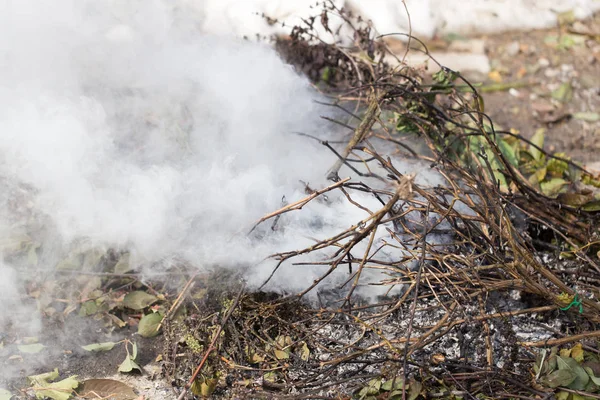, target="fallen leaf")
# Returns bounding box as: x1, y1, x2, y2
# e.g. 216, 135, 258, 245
571, 343, 584, 362
0, 389, 13, 400
123, 291, 157, 311
541, 178, 569, 196
557, 193, 593, 207
529, 128, 545, 161
81, 342, 116, 352
18, 343, 45, 354
28, 369, 79, 400
572, 112, 600, 122
118, 357, 142, 374
540, 369, 576, 388
114, 253, 131, 274
118, 343, 141, 374
552, 82, 573, 103
138, 313, 163, 338
488, 70, 502, 83
78, 379, 137, 400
